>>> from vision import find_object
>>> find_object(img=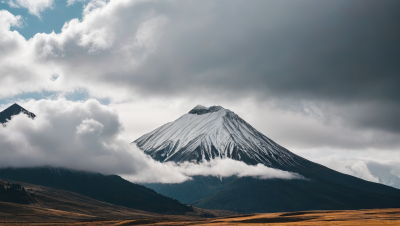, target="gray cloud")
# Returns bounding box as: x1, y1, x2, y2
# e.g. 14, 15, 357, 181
0, 0, 399, 150
60, 0, 400, 134
123, 0, 400, 135
122, 1, 400, 101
